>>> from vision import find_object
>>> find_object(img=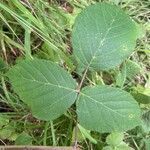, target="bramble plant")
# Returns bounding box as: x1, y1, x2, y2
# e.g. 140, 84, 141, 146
7, 2, 141, 136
